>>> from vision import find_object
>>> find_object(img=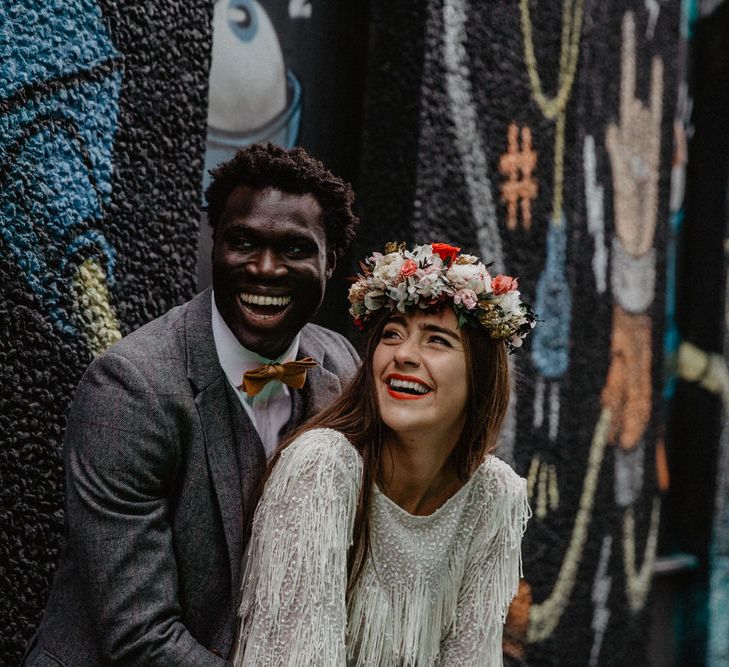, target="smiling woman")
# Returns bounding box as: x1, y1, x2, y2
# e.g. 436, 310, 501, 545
232, 242, 534, 666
